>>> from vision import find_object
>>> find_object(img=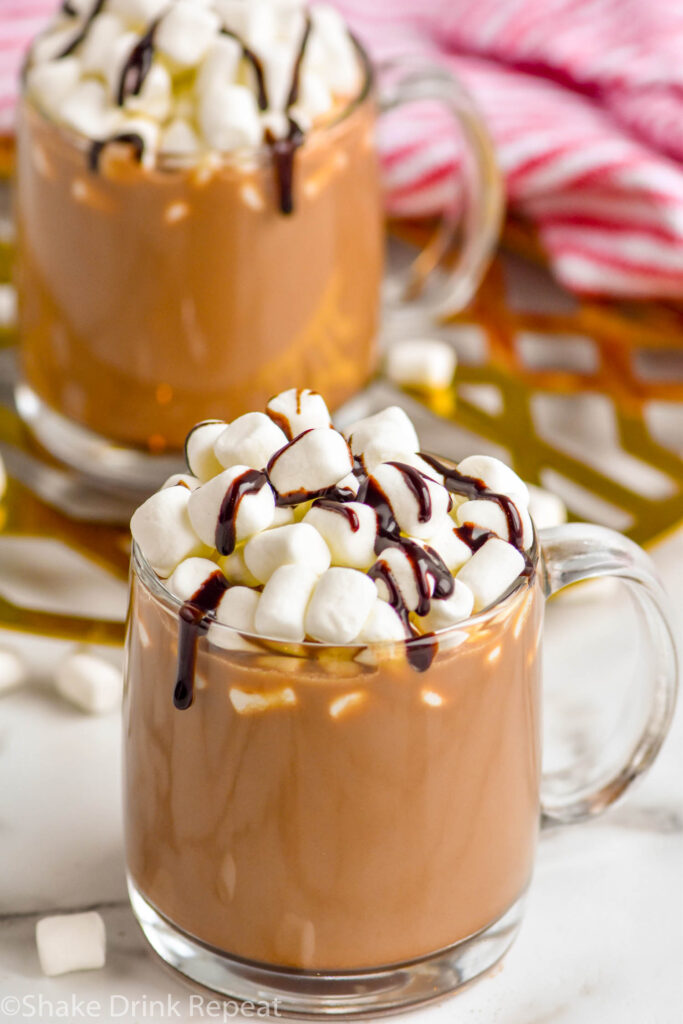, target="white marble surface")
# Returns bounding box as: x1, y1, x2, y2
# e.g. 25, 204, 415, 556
0, 529, 682, 1024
